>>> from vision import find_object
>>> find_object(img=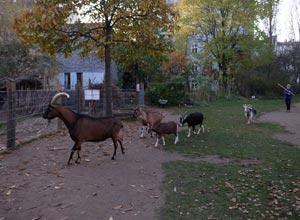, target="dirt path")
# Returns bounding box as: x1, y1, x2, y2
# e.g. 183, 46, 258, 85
0, 109, 192, 220
257, 102, 300, 146
0, 104, 299, 220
